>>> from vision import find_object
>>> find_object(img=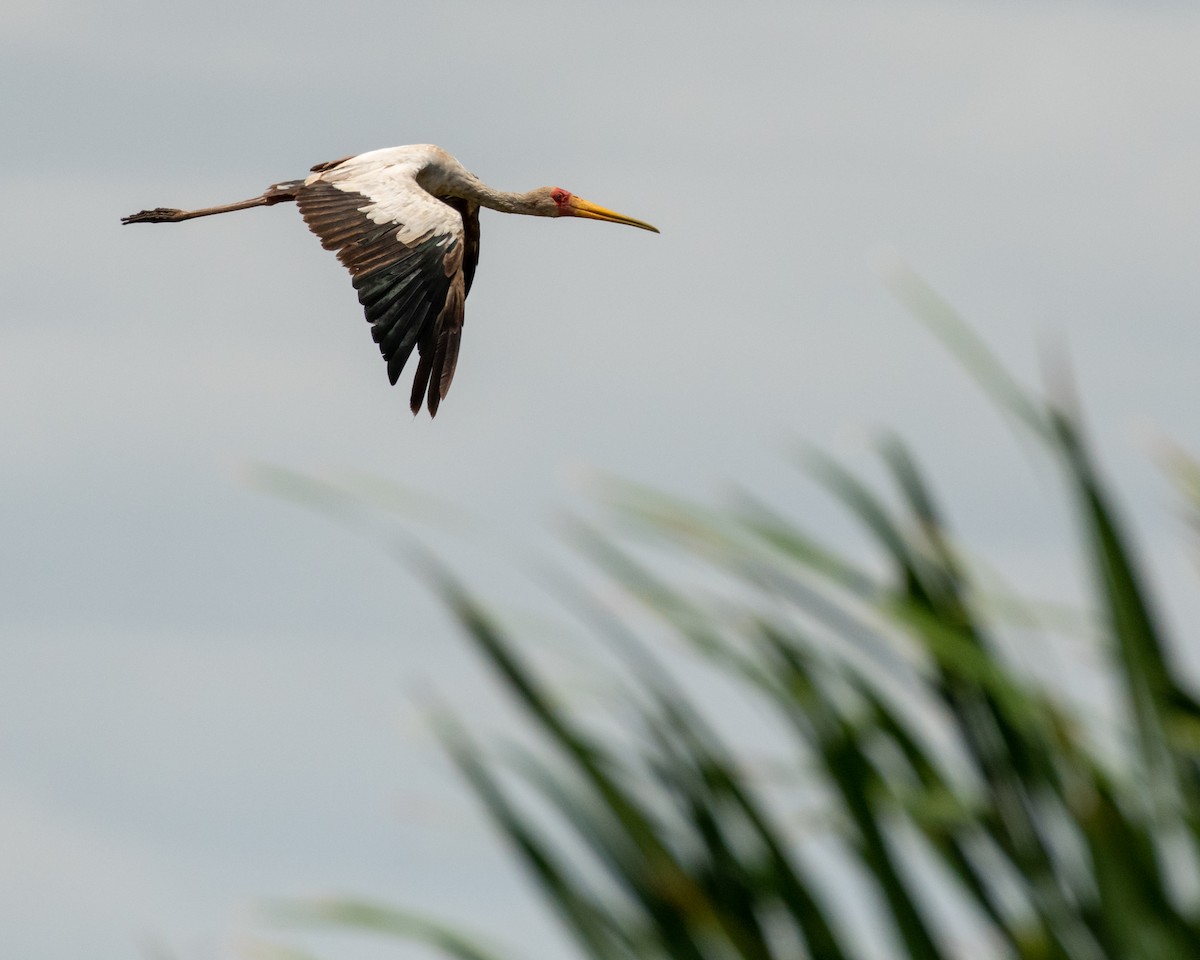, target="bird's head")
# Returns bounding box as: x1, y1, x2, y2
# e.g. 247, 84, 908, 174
537, 186, 659, 233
